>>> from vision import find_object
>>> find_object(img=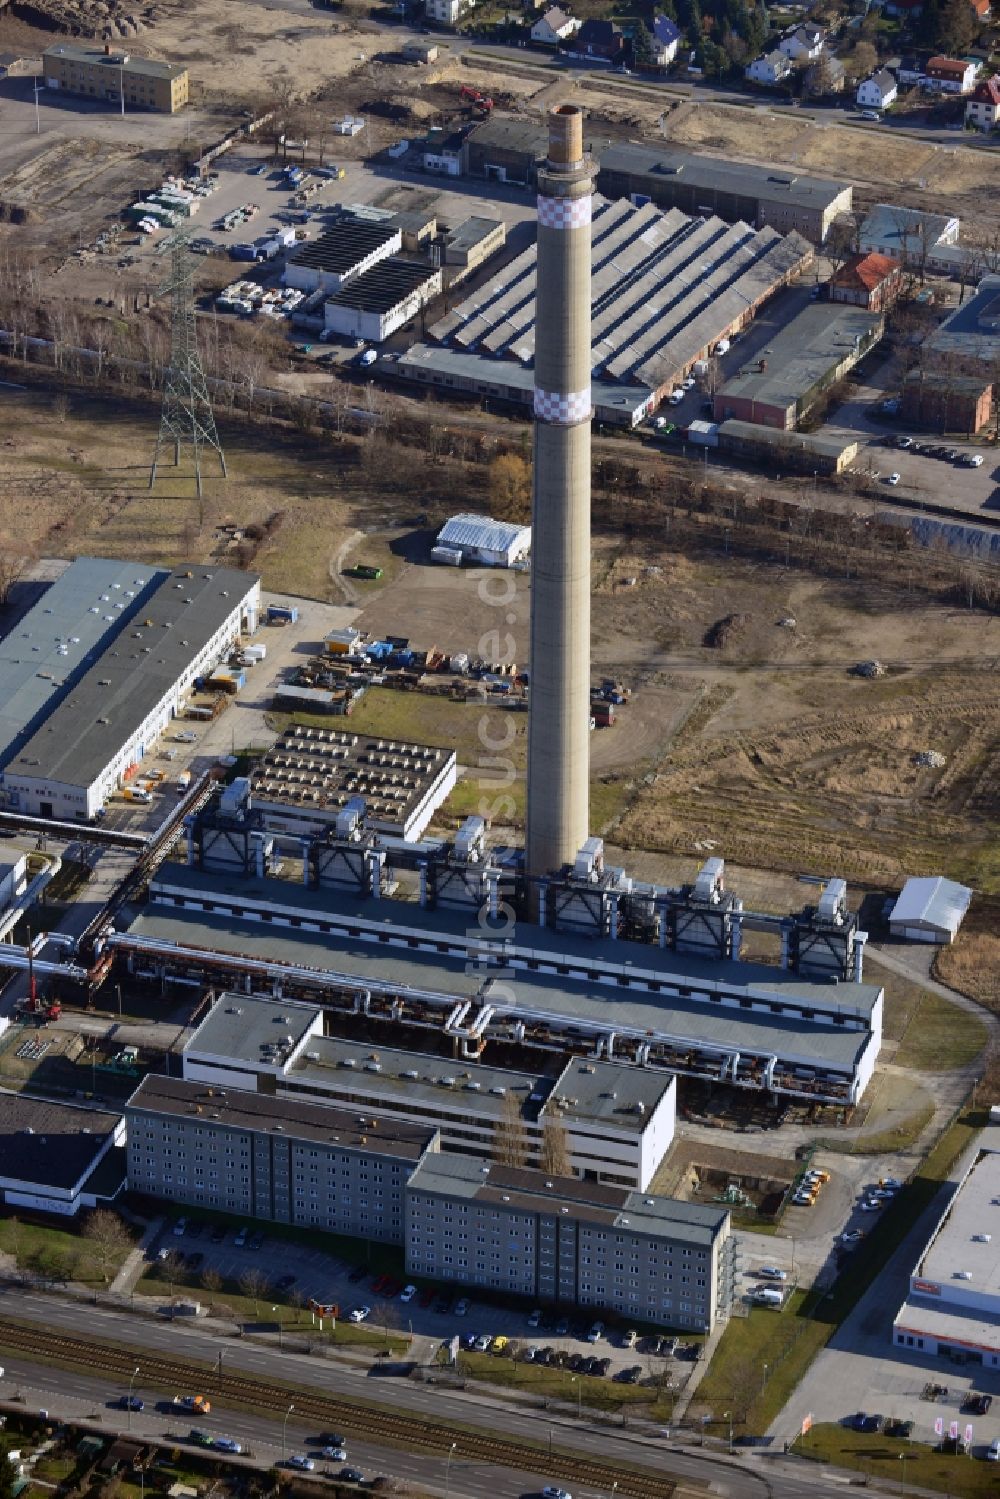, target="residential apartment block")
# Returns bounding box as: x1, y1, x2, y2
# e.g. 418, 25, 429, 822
405, 1154, 735, 1331
125, 1073, 732, 1331
43, 42, 188, 113
125, 1074, 436, 1241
